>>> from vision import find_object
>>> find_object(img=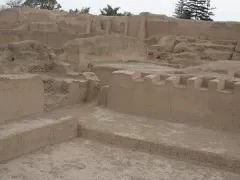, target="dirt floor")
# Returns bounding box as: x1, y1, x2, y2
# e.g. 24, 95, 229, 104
92, 61, 179, 74
0, 139, 239, 180
1, 104, 240, 179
